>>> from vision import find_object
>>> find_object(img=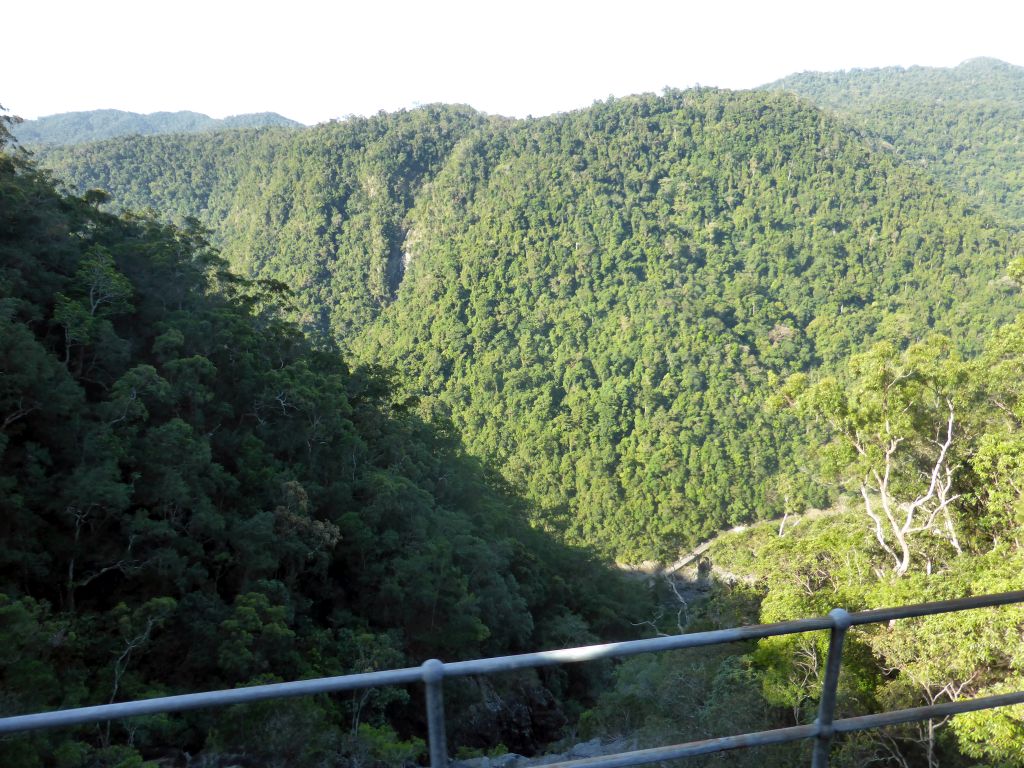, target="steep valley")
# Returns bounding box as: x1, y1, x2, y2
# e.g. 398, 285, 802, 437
8, 59, 1024, 766
37, 85, 1024, 559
